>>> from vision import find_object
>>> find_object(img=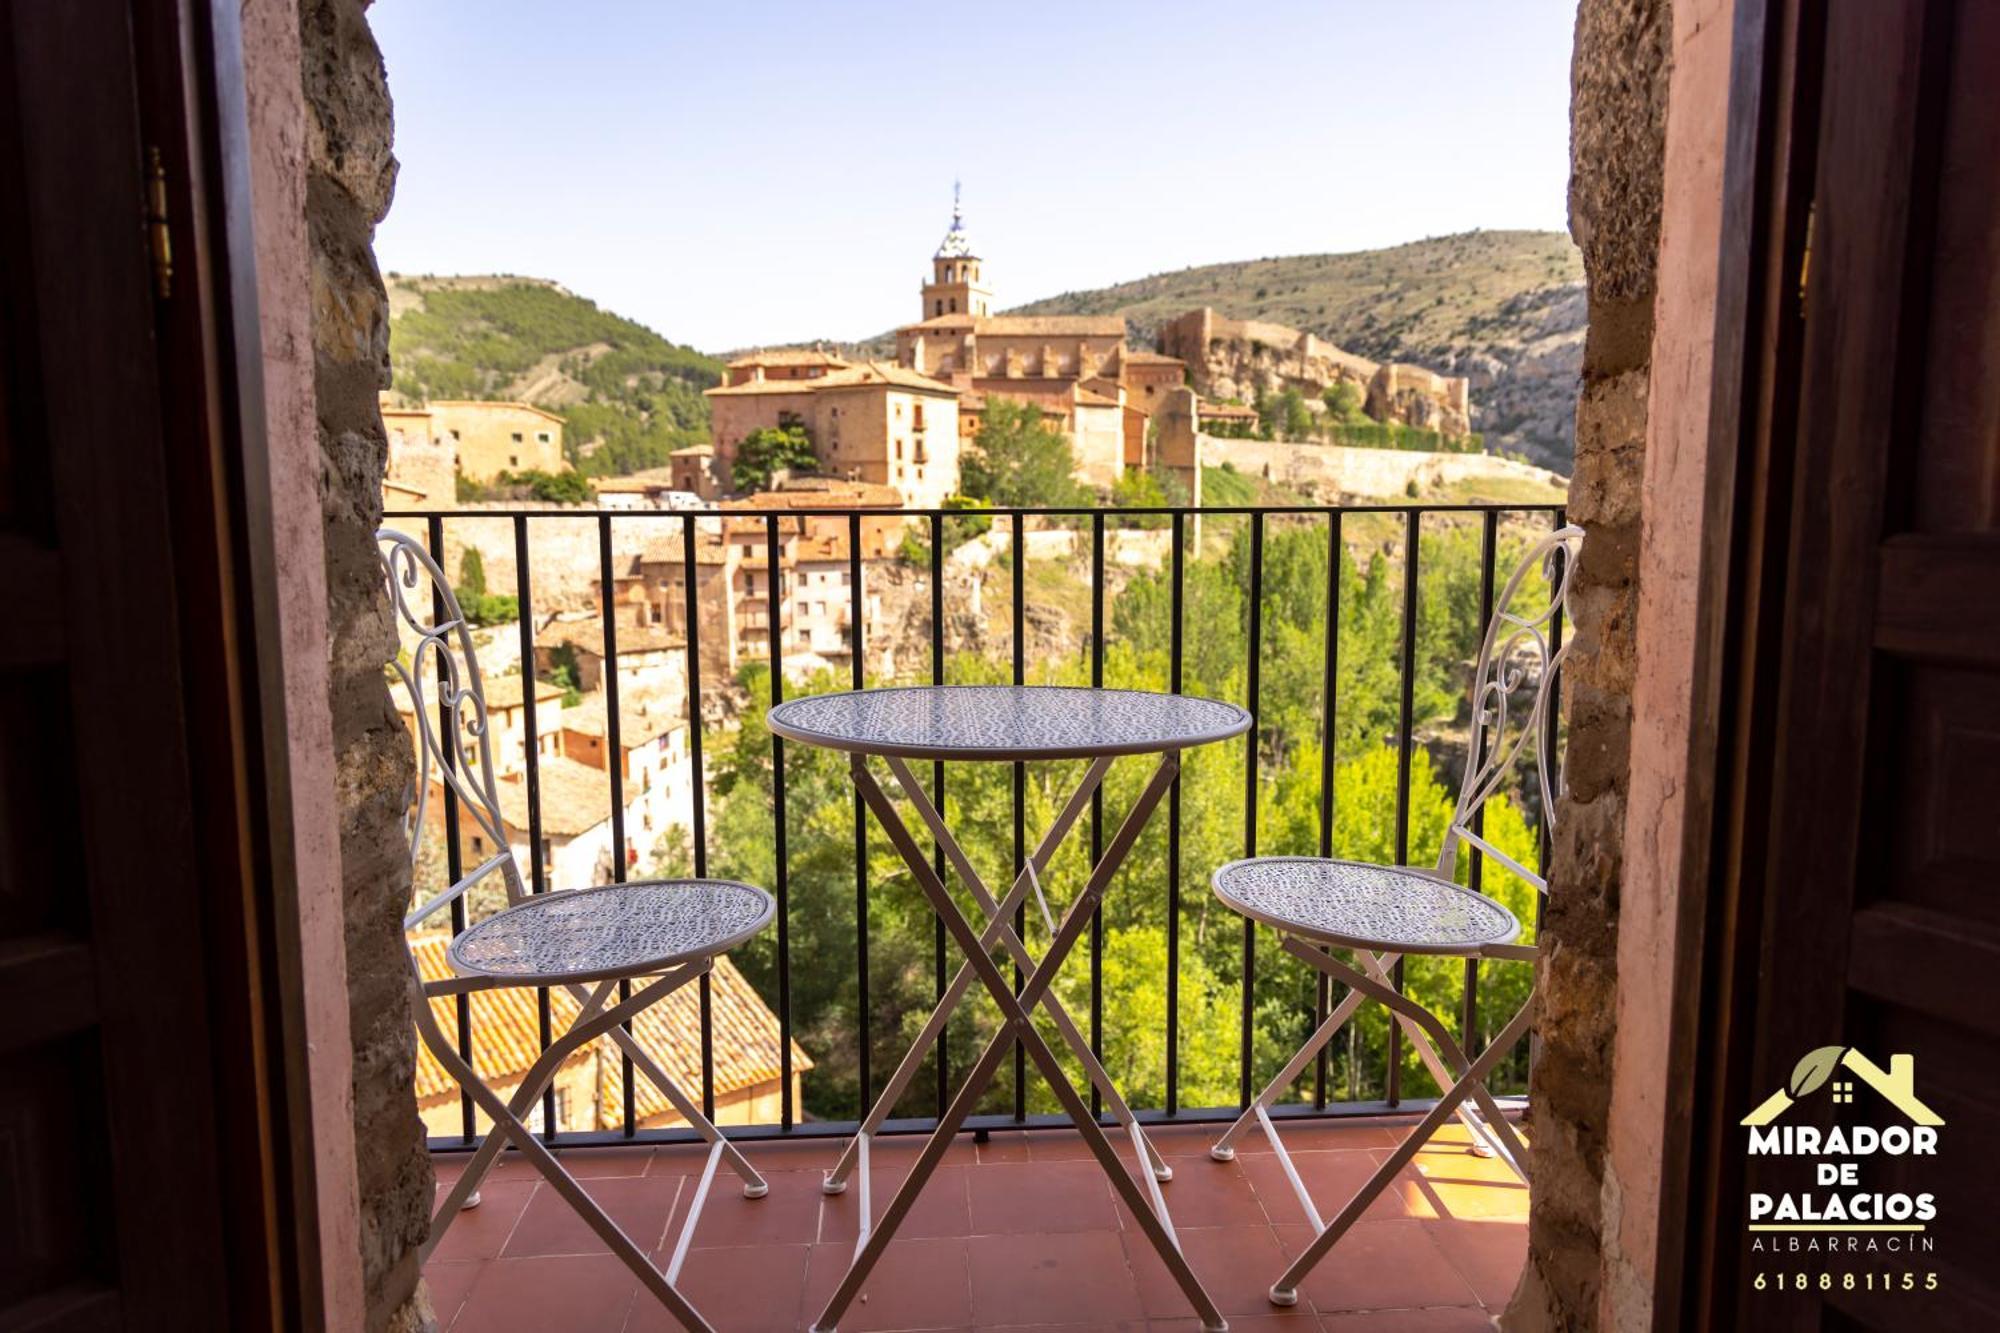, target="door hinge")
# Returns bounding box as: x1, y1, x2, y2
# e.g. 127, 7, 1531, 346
145, 145, 173, 300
